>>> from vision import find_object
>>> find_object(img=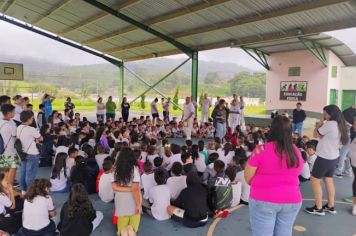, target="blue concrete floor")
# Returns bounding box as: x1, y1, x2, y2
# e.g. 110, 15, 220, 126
34, 167, 356, 236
